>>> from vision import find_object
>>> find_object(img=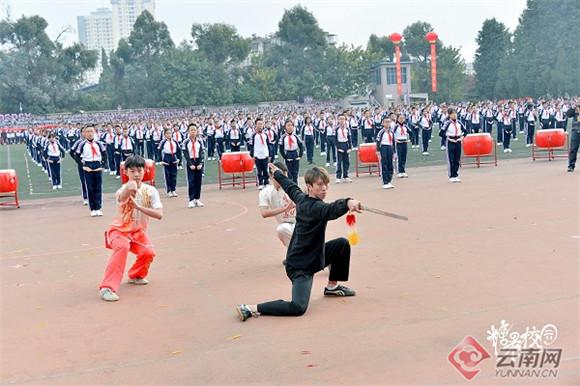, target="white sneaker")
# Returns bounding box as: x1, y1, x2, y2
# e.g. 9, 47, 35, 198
258, 185, 264, 190
274, 155, 278, 159
343, 177, 353, 183
115, 176, 120, 179
90, 210, 98, 217
397, 173, 404, 178
188, 200, 195, 208
497, 142, 502, 145
100, 288, 119, 302
455, 177, 462, 183
128, 278, 149, 285
109, 171, 115, 175
383, 183, 394, 189
422, 151, 429, 155
336, 179, 341, 184
196, 200, 204, 207
526, 144, 531, 147
96, 210, 103, 216
402, 173, 408, 178
508, 149, 513, 153
83, 199, 89, 206
325, 162, 330, 167
449, 177, 456, 183
514, 137, 519, 141
321, 152, 326, 156
57, 185, 62, 189
167, 192, 173, 197
52, 186, 57, 190
104, 169, 110, 172
333, 162, 337, 166
440, 146, 446, 150
504, 149, 509, 153
172, 191, 178, 197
